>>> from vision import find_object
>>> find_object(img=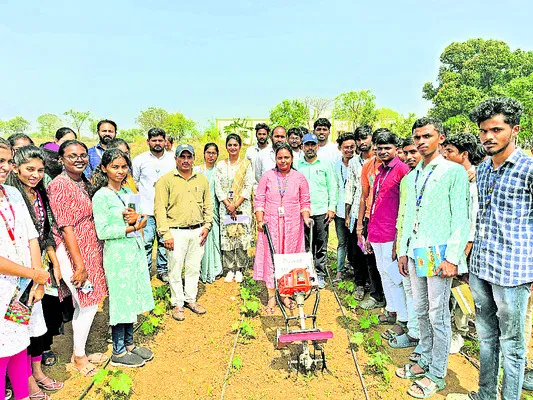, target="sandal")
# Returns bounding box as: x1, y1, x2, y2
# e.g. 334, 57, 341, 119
395, 363, 427, 380
29, 390, 51, 400
87, 353, 108, 365
382, 322, 407, 340
407, 375, 446, 399
36, 376, 64, 391
41, 350, 57, 367
378, 310, 396, 325
409, 344, 422, 363
69, 358, 98, 377
389, 333, 419, 349
282, 297, 296, 310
